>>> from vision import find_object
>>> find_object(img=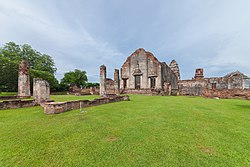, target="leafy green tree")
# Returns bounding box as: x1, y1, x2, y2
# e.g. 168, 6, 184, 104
0, 42, 58, 92
30, 69, 59, 92
85, 82, 100, 88
61, 69, 88, 88
0, 55, 18, 91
